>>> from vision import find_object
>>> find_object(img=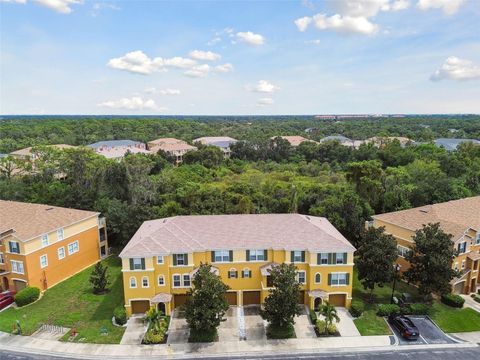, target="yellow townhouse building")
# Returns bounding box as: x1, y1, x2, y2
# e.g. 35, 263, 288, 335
119, 214, 356, 316
0, 200, 108, 292
370, 196, 480, 295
